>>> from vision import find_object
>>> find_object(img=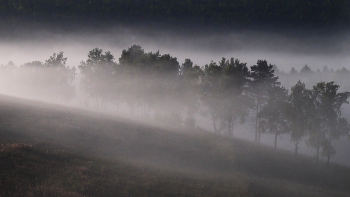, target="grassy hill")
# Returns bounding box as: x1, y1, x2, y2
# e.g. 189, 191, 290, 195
1, 94, 350, 197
